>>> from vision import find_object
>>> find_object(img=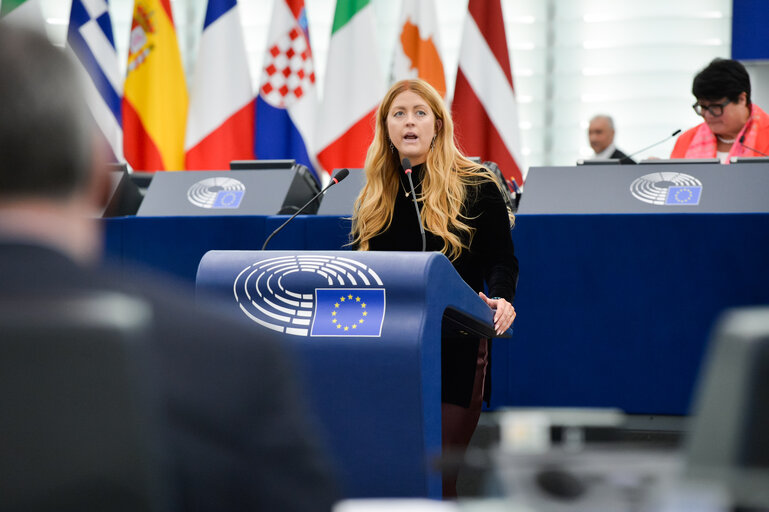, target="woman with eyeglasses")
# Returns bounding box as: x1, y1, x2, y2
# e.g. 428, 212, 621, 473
671, 58, 769, 163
